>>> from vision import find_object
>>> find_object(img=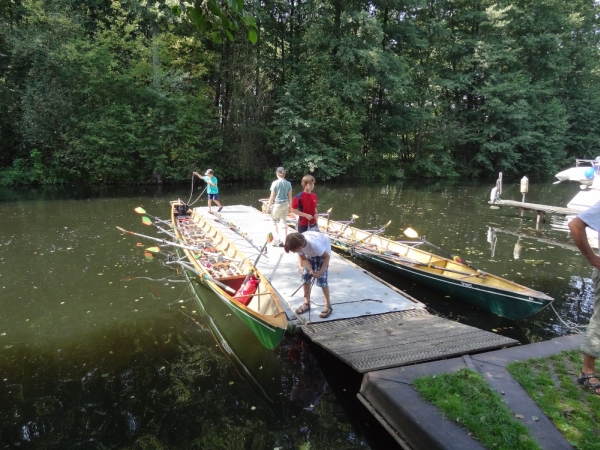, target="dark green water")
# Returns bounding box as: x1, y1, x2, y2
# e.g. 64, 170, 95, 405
0, 179, 594, 449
